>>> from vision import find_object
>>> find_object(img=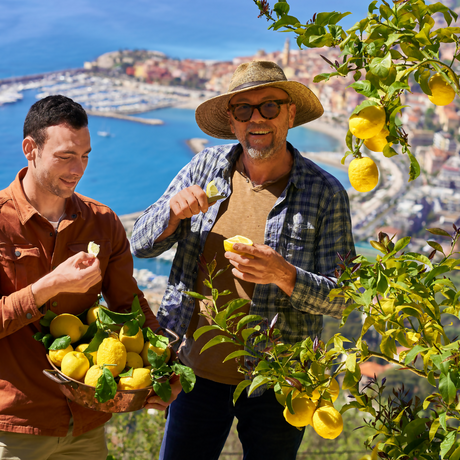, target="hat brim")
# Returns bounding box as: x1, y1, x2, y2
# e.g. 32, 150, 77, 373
195, 81, 324, 140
